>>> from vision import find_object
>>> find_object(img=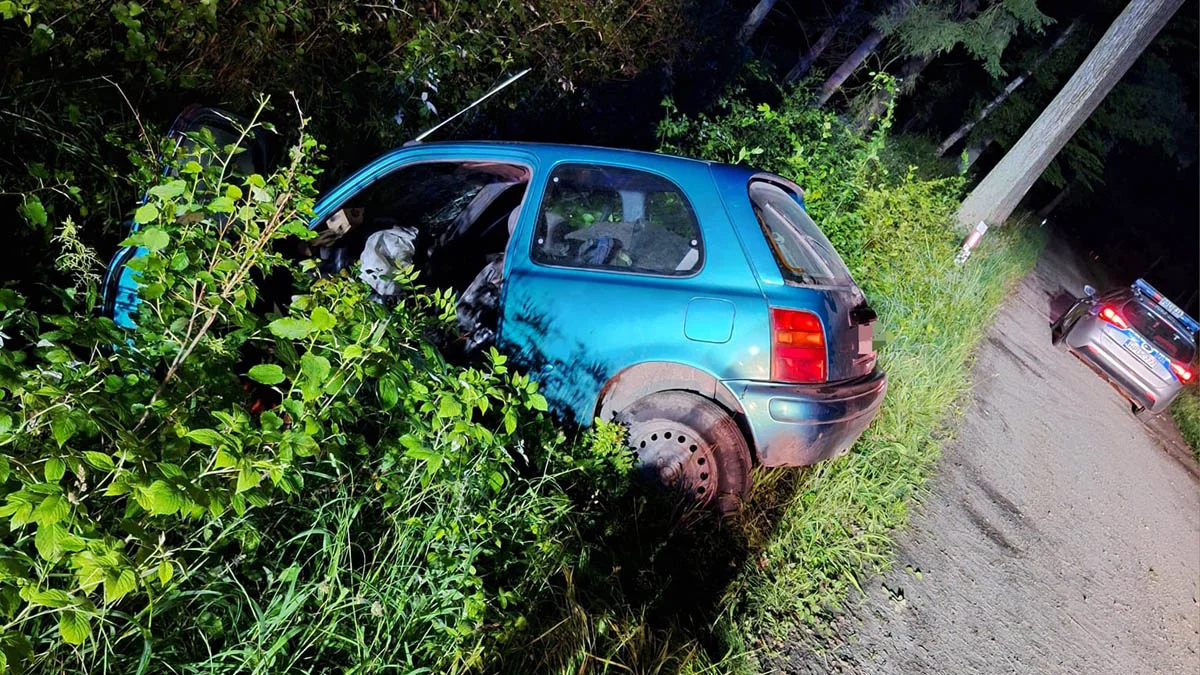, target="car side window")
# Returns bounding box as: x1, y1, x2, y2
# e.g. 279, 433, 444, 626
531, 164, 703, 275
